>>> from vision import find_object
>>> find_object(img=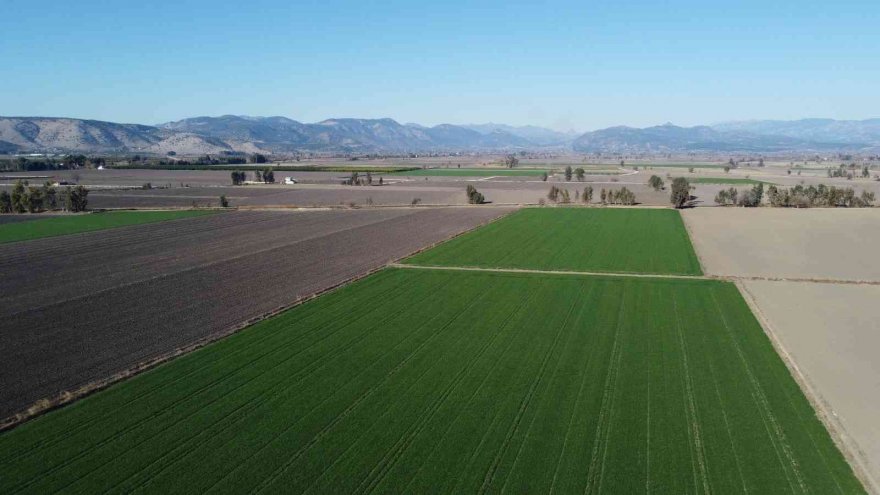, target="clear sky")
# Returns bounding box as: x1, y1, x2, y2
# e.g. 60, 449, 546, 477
1, 0, 878, 131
